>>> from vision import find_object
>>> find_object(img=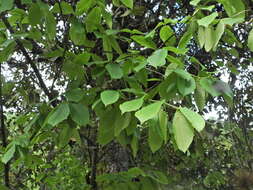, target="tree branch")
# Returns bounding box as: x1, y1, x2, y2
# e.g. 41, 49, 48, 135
0, 13, 56, 107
